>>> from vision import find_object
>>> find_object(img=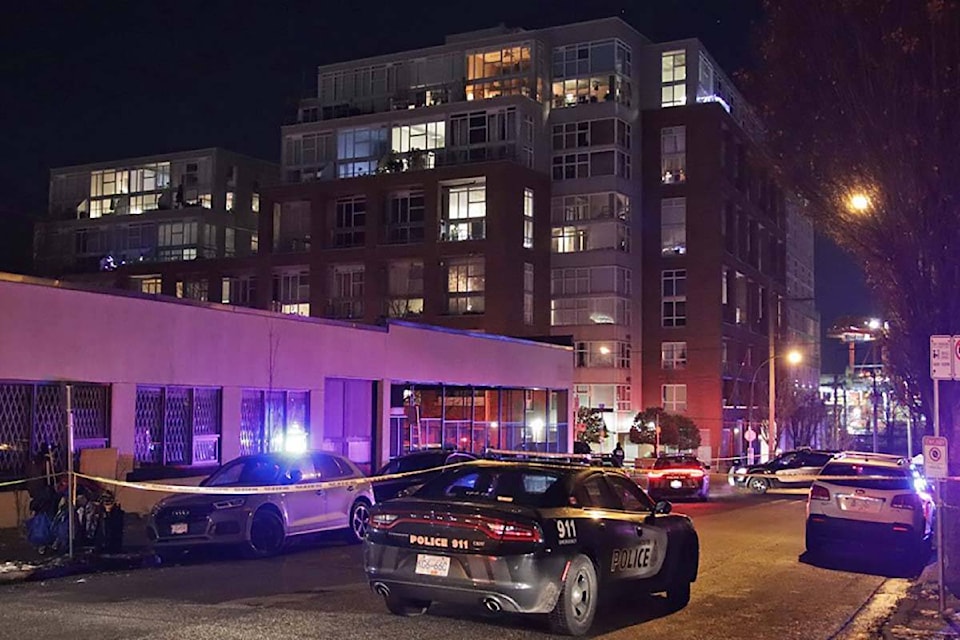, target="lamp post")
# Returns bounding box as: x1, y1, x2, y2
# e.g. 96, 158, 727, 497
747, 349, 802, 461
647, 418, 661, 457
